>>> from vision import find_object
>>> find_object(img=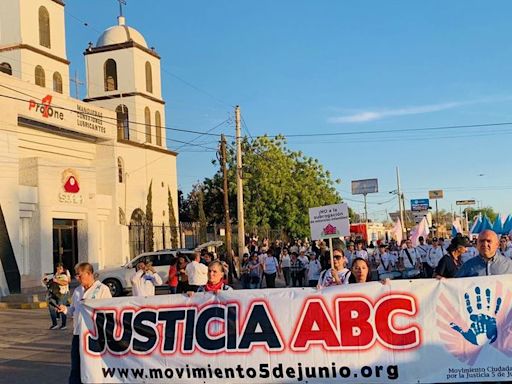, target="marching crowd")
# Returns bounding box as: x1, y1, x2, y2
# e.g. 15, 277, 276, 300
41, 229, 512, 383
